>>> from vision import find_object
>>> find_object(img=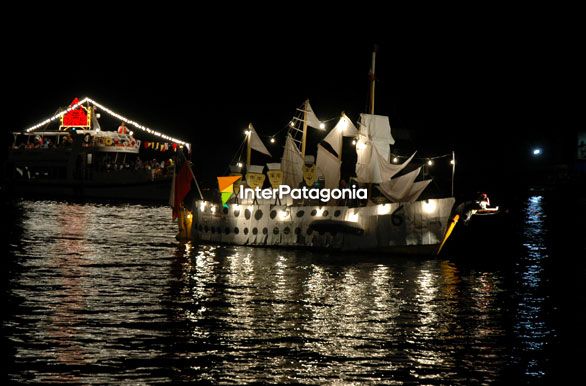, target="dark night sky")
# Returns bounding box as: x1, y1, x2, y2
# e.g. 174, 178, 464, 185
3, 10, 584, 191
